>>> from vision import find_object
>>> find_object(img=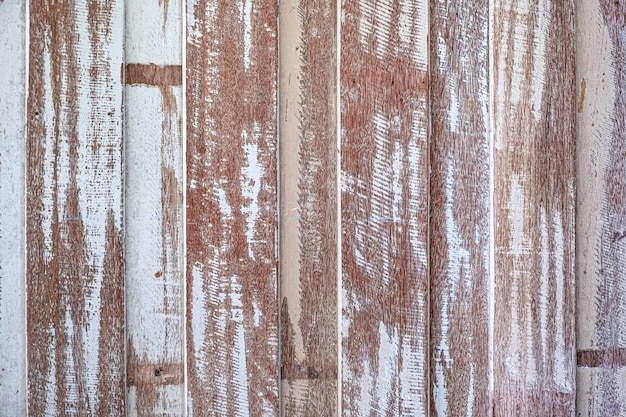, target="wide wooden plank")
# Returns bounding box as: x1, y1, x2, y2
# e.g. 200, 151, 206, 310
492, 0, 576, 414
26, 1, 125, 415
279, 0, 338, 415
186, 0, 279, 415
576, 0, 626, 415
125, 1, 185, 415
429, 0, 490, 415
341, 1, 429, 414
0, 0, 27, 413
